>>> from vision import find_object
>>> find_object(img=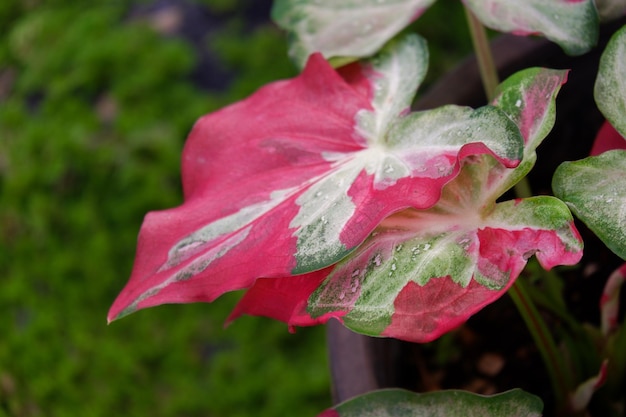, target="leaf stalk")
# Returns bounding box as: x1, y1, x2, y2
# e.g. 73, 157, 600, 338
508, 276, 574, 414
464, 7, 498, 101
